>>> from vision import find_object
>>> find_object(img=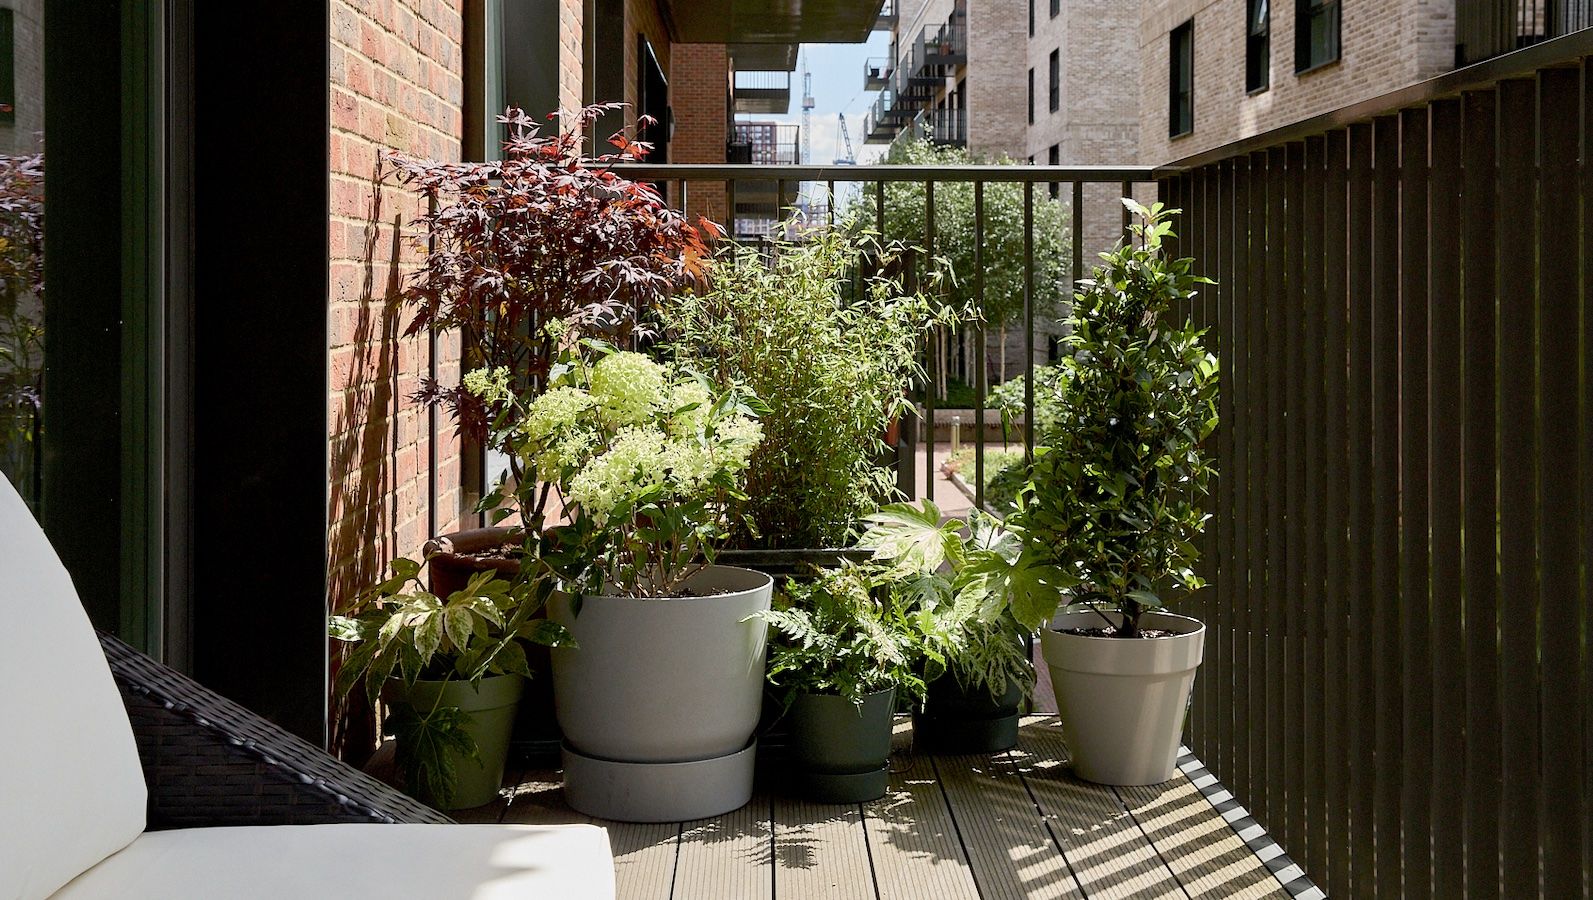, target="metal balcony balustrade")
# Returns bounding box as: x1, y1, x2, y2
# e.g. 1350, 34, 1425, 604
732, 70, 793, 115
1455, 0, 1593, 63
610, 30, 1593, 897
863, 56, 893, 90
